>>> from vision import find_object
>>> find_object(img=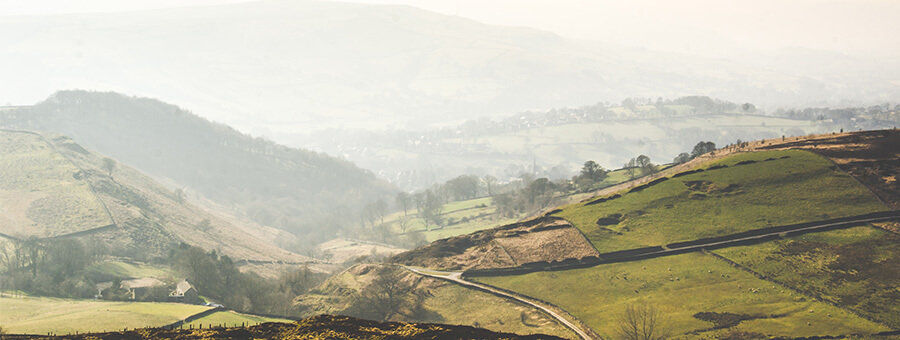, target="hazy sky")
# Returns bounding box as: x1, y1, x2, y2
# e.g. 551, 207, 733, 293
1, 0, 898, 57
